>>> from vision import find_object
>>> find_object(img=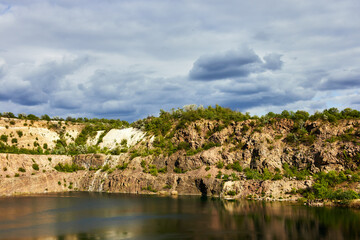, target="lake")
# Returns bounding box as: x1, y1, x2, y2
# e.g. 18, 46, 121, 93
0, 192, 359, 240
